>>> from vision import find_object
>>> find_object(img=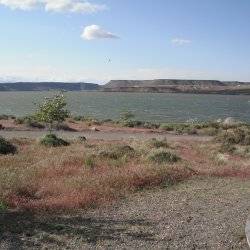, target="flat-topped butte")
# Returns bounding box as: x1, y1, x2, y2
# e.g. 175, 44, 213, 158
1, 79, 250, 94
